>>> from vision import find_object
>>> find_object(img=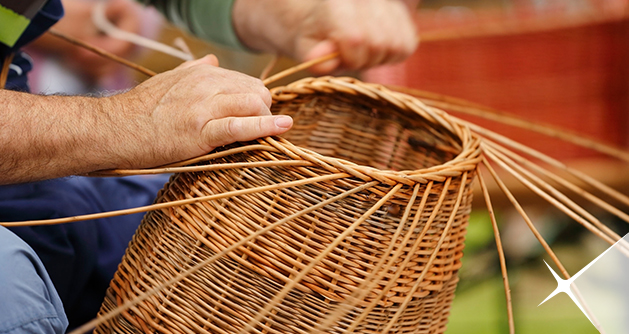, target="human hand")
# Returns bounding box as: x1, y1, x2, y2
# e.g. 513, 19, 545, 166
233, 0, 420, 74
0, 55, 292, 183
103, 55, 293, 169
30, 0, 141, 81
